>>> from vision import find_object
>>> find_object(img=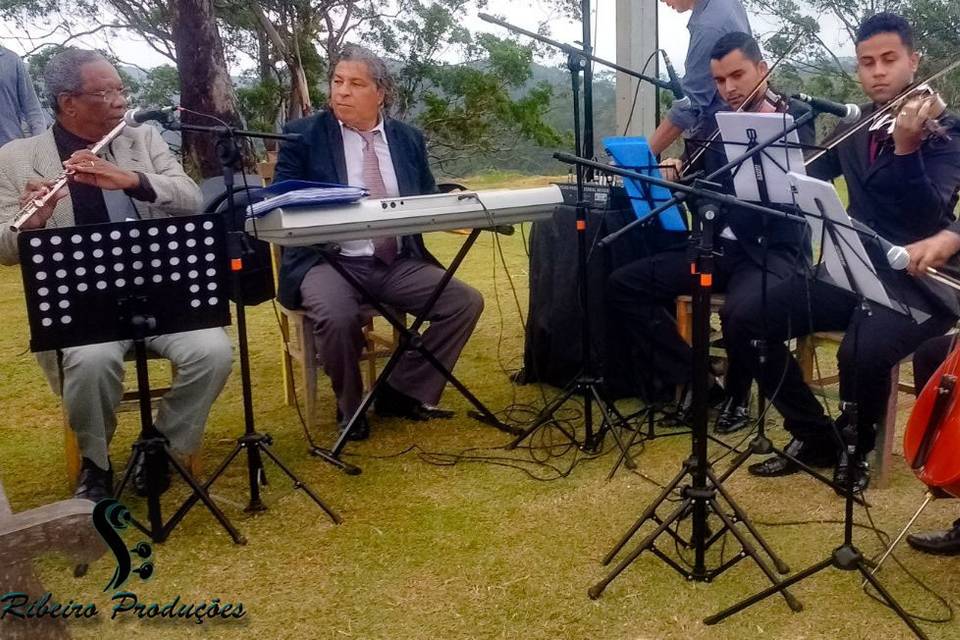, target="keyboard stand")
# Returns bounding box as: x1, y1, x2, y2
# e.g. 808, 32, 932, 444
309, 227, 524, 475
